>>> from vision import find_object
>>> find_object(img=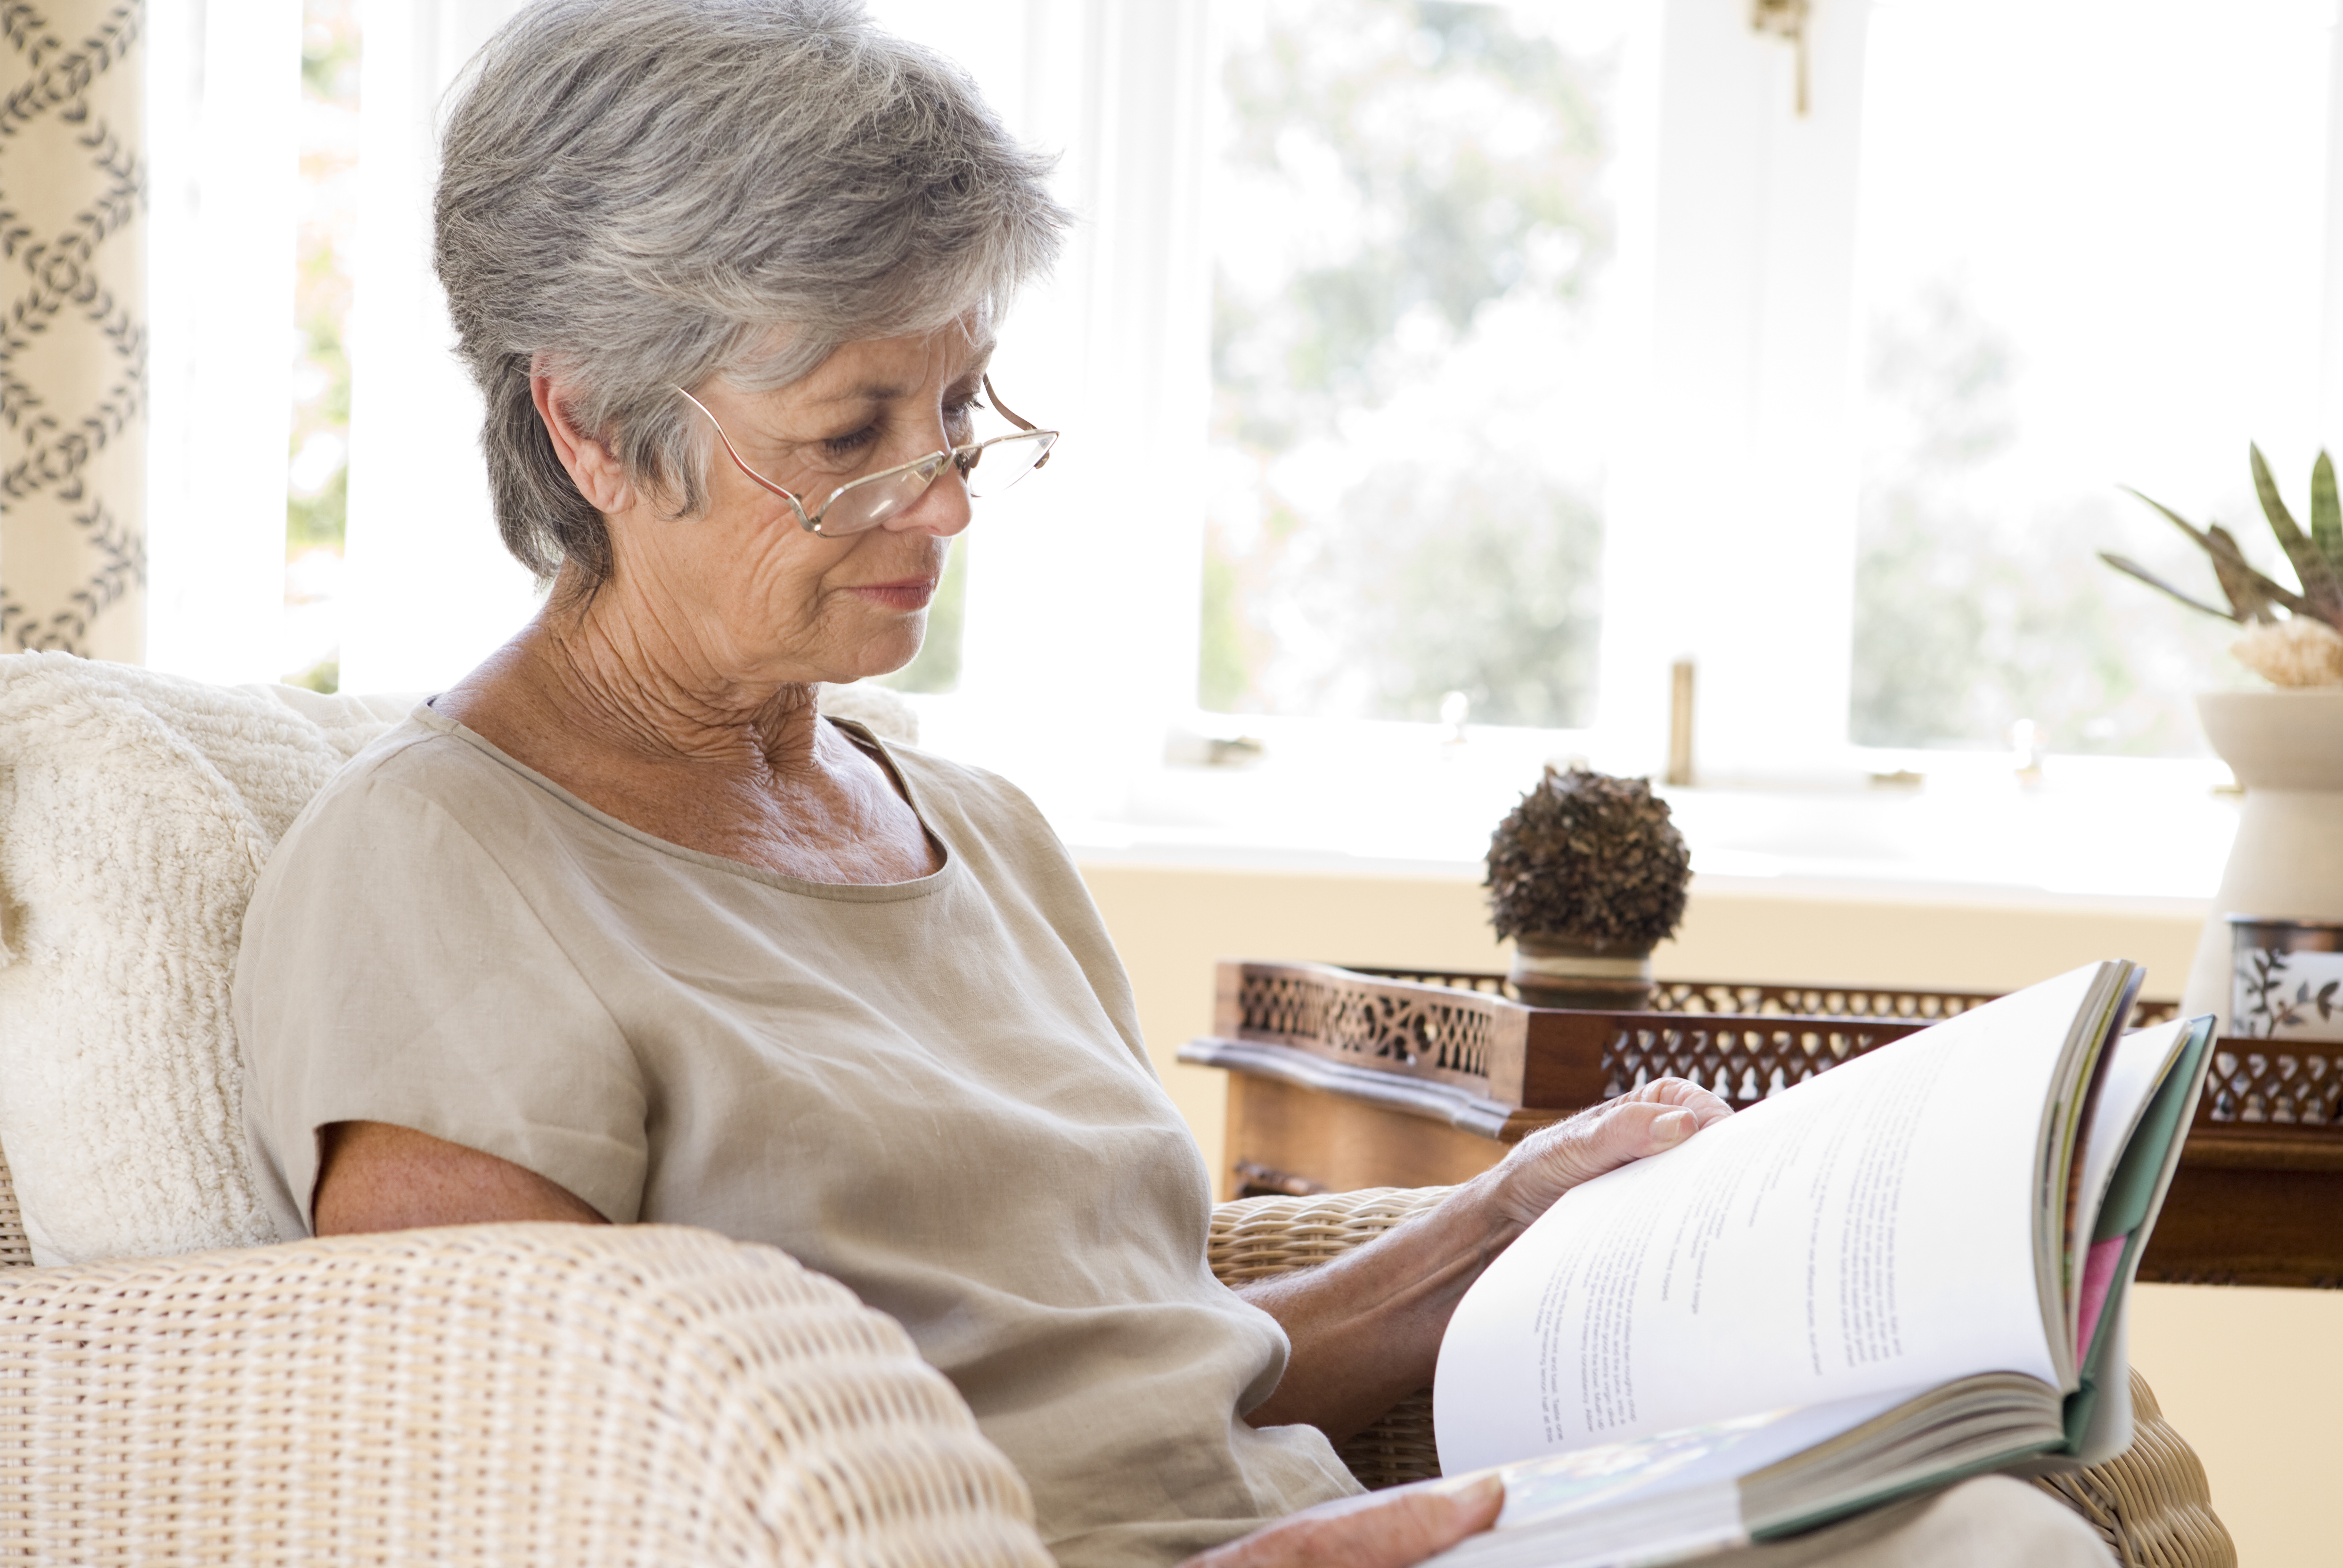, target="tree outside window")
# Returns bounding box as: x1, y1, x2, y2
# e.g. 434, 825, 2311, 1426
1202, 0, 1624, 729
